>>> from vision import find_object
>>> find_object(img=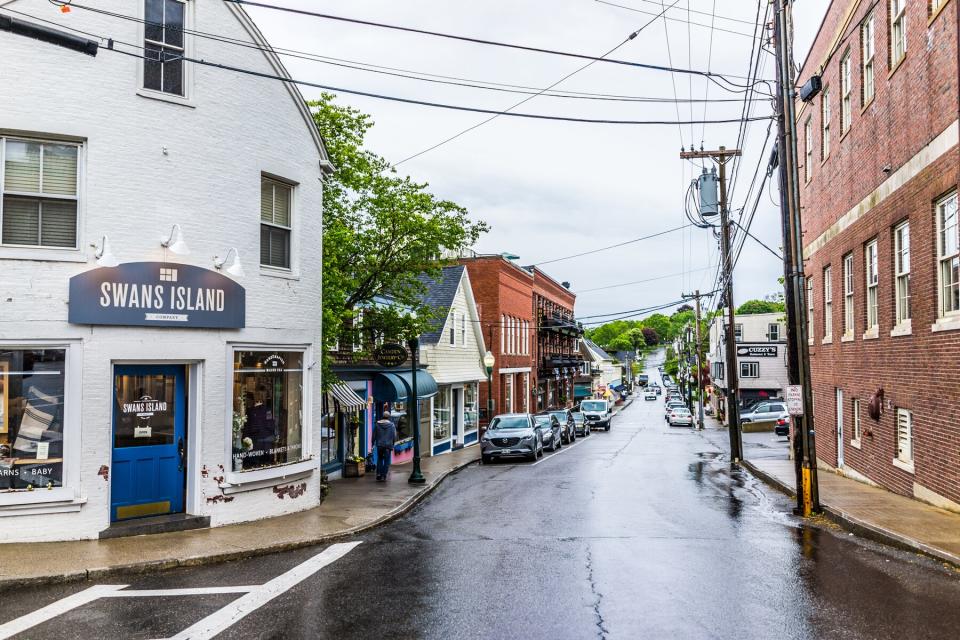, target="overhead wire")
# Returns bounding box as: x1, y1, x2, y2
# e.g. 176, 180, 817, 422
593, 0, 758, 37
527, 223, 693, 266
